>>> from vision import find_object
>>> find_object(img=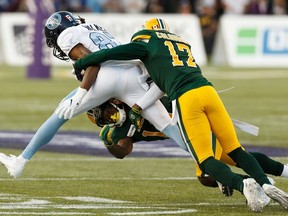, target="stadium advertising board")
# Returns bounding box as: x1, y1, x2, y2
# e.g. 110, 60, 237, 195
0, 13, 207, 66
212, 15, 288, 68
